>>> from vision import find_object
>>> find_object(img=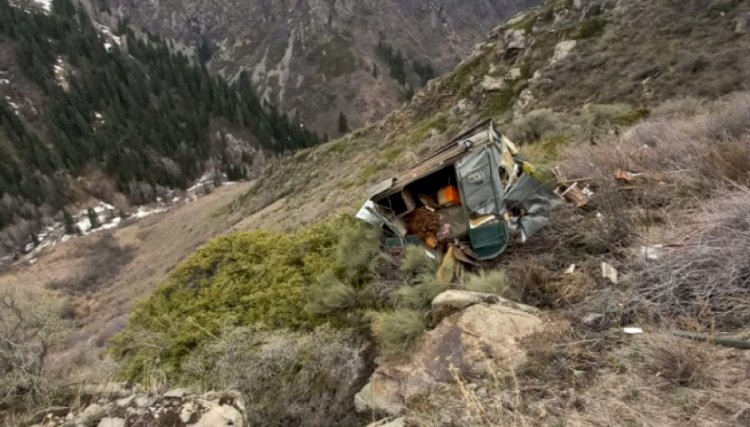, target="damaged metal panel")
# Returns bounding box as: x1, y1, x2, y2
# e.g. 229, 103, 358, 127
456, 145, 505, 217
505, 175, 559, 241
